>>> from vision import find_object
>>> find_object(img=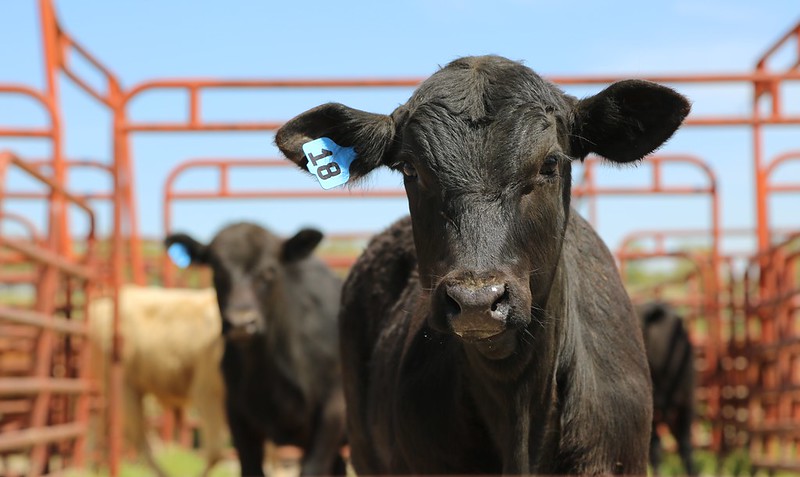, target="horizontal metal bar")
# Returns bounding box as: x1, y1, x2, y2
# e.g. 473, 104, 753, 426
687, 116, 800, 126
0, 272, 38, 283
122, 115, 800, 134
550, 71, 800, 85
322, 256, 357, 269
750, 461, 800, 473
0, 324, 39, 339
0, 306, 87, 335
124, 71, 800, 99
0, 422, 86, 452
167, 189, 407, 199
123, 78, 423, 102
1, 191, 113, 201
767, 184, 800, 192
0, 377, 89, 396
124, 121, 284, 132
0, 399, 32, 415
0, 129, 53, 138
573, 186, 714, 196
0, 238, 93, 280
